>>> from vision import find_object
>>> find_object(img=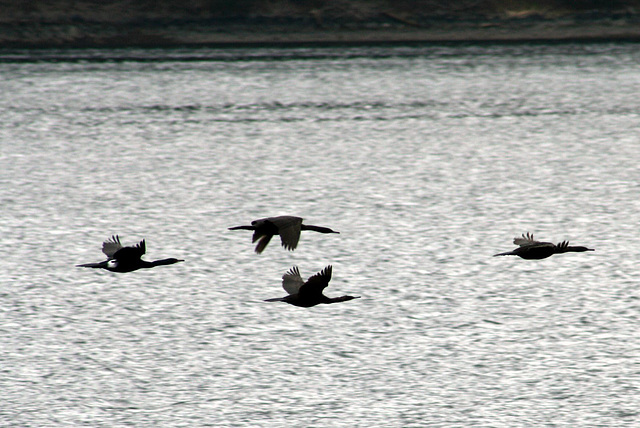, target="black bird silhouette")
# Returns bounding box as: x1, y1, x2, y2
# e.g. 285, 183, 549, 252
264, 265, 359, 307
228, 215, 339, 253
77, 235, 184, 272
494, 232, 594, 260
